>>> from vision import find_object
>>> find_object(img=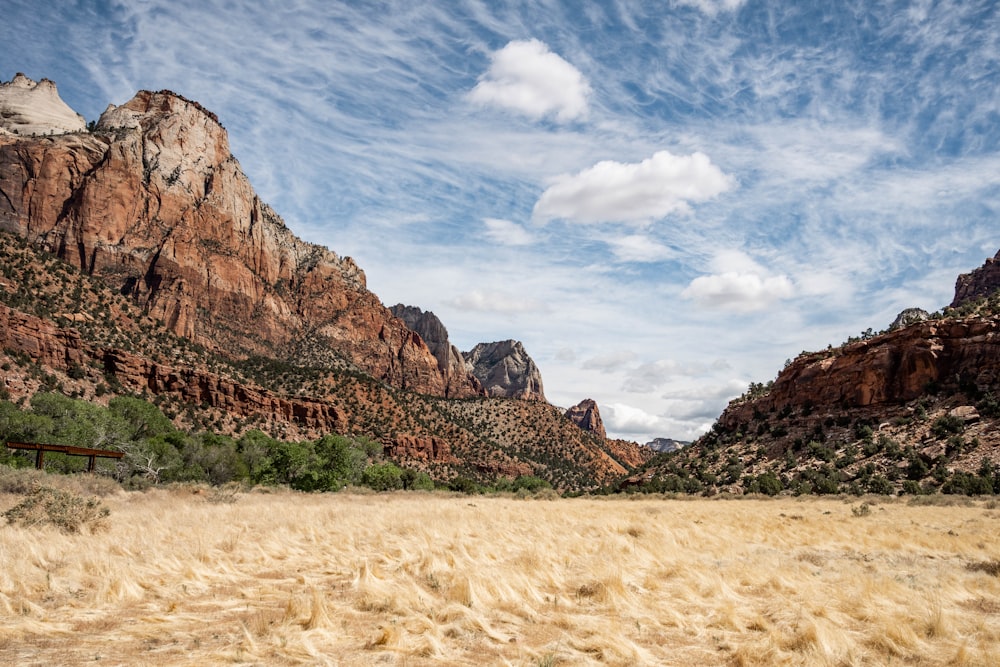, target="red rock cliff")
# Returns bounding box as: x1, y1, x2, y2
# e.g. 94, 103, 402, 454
0, 88, 471, 397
